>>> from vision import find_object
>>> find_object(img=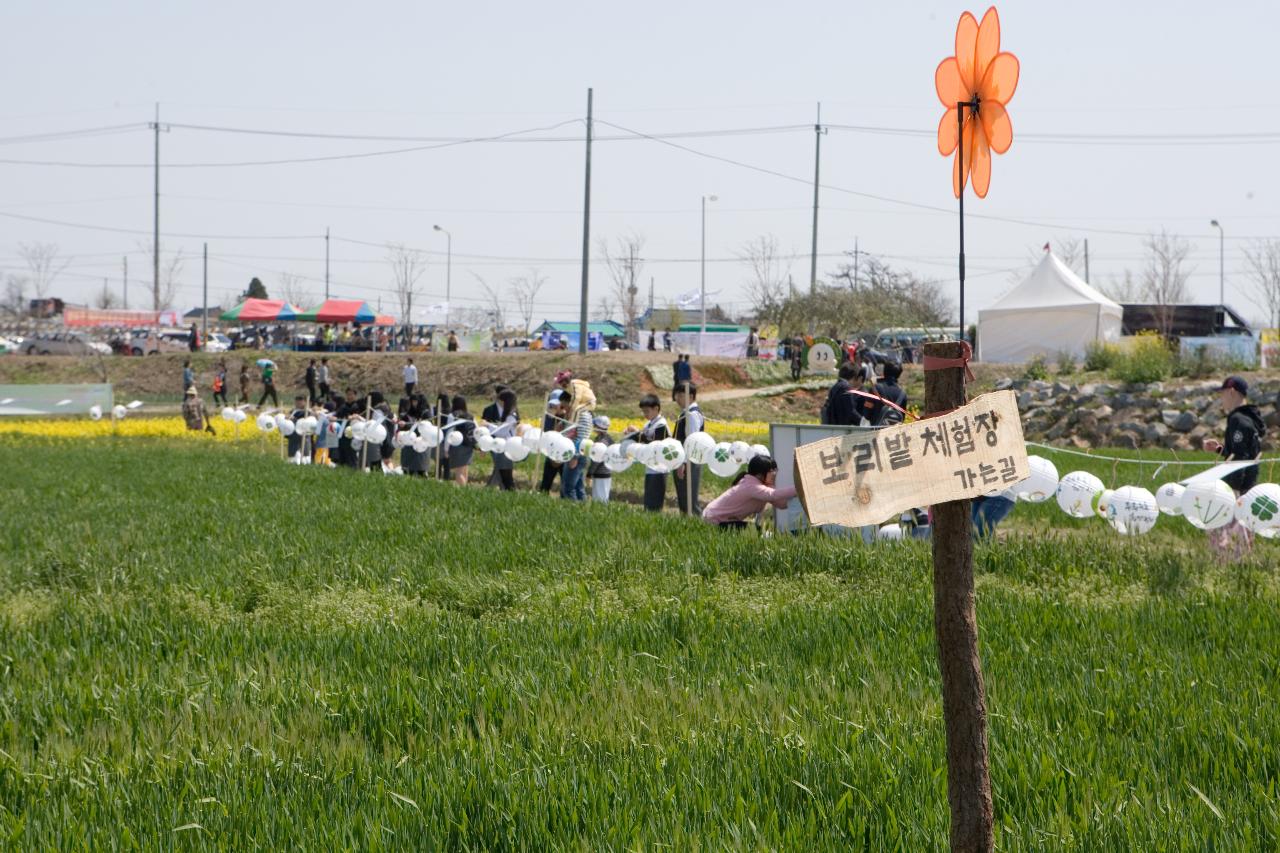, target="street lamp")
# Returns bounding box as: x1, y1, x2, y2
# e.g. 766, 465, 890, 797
700, 194, 718, 355
1209, 219, 1224, 307
433, 224, 451, 331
